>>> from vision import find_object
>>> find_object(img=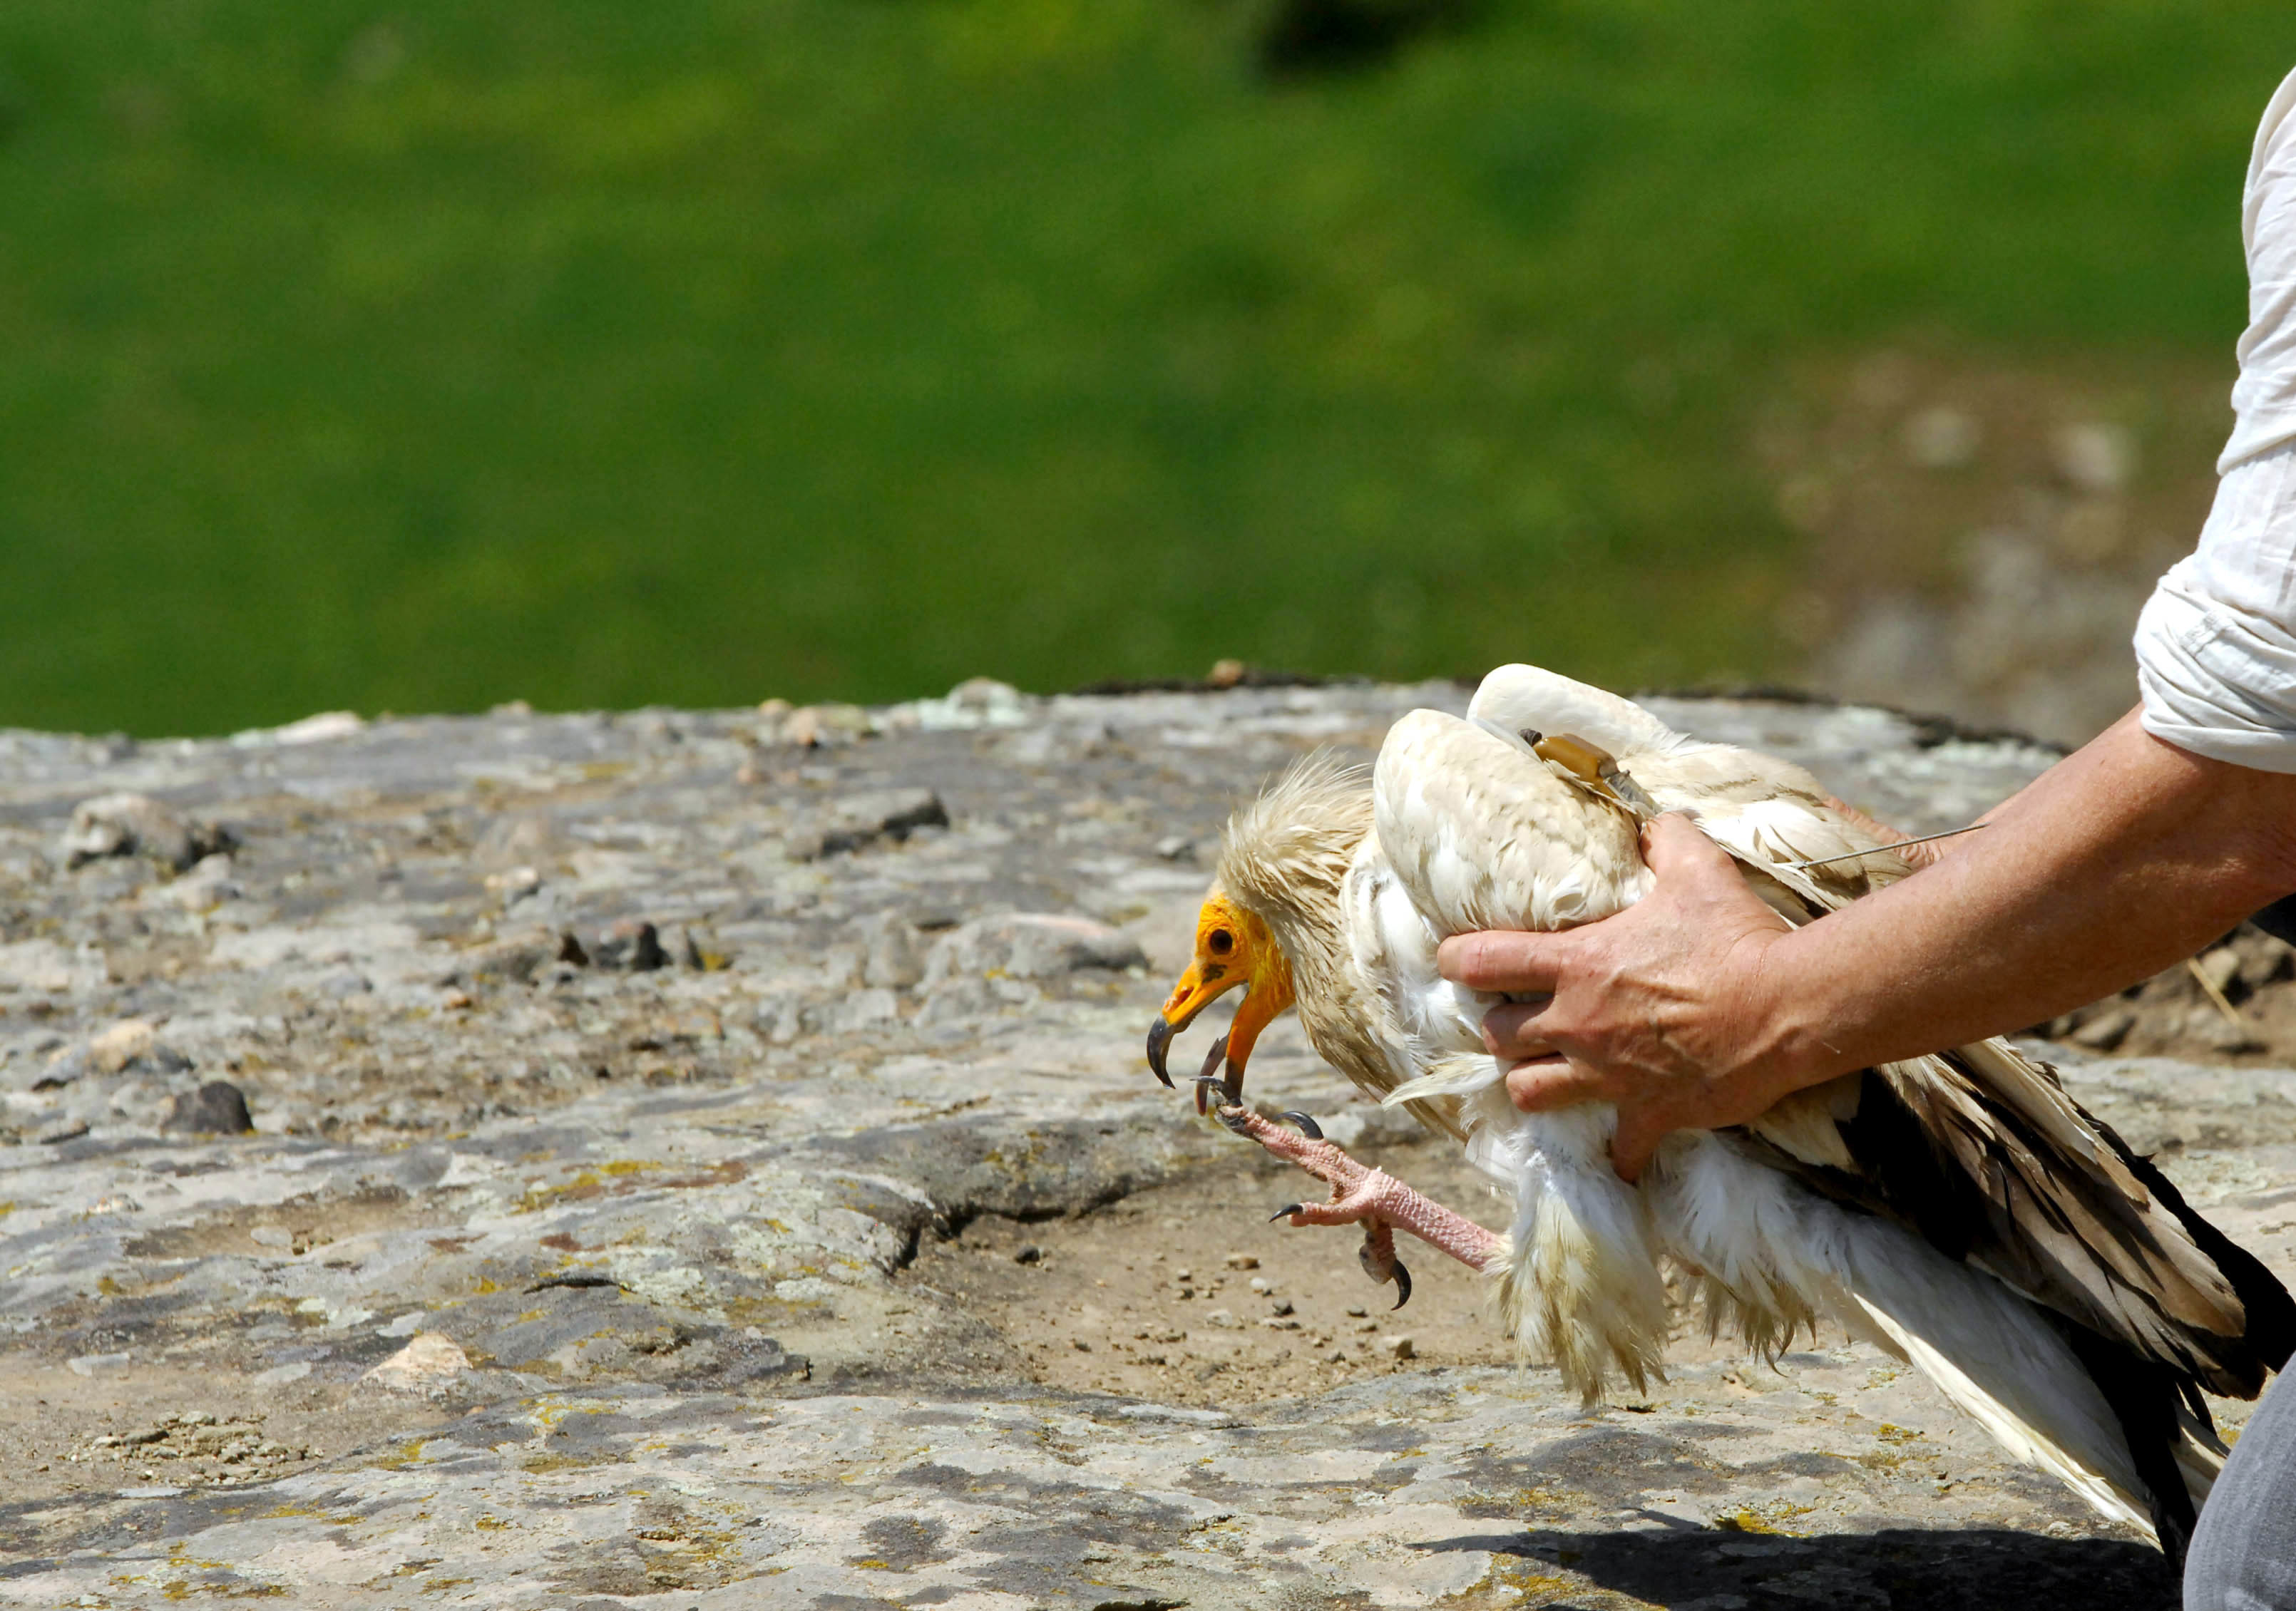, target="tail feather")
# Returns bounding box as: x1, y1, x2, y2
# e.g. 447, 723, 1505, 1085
1653, 1133, 2174, 1543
